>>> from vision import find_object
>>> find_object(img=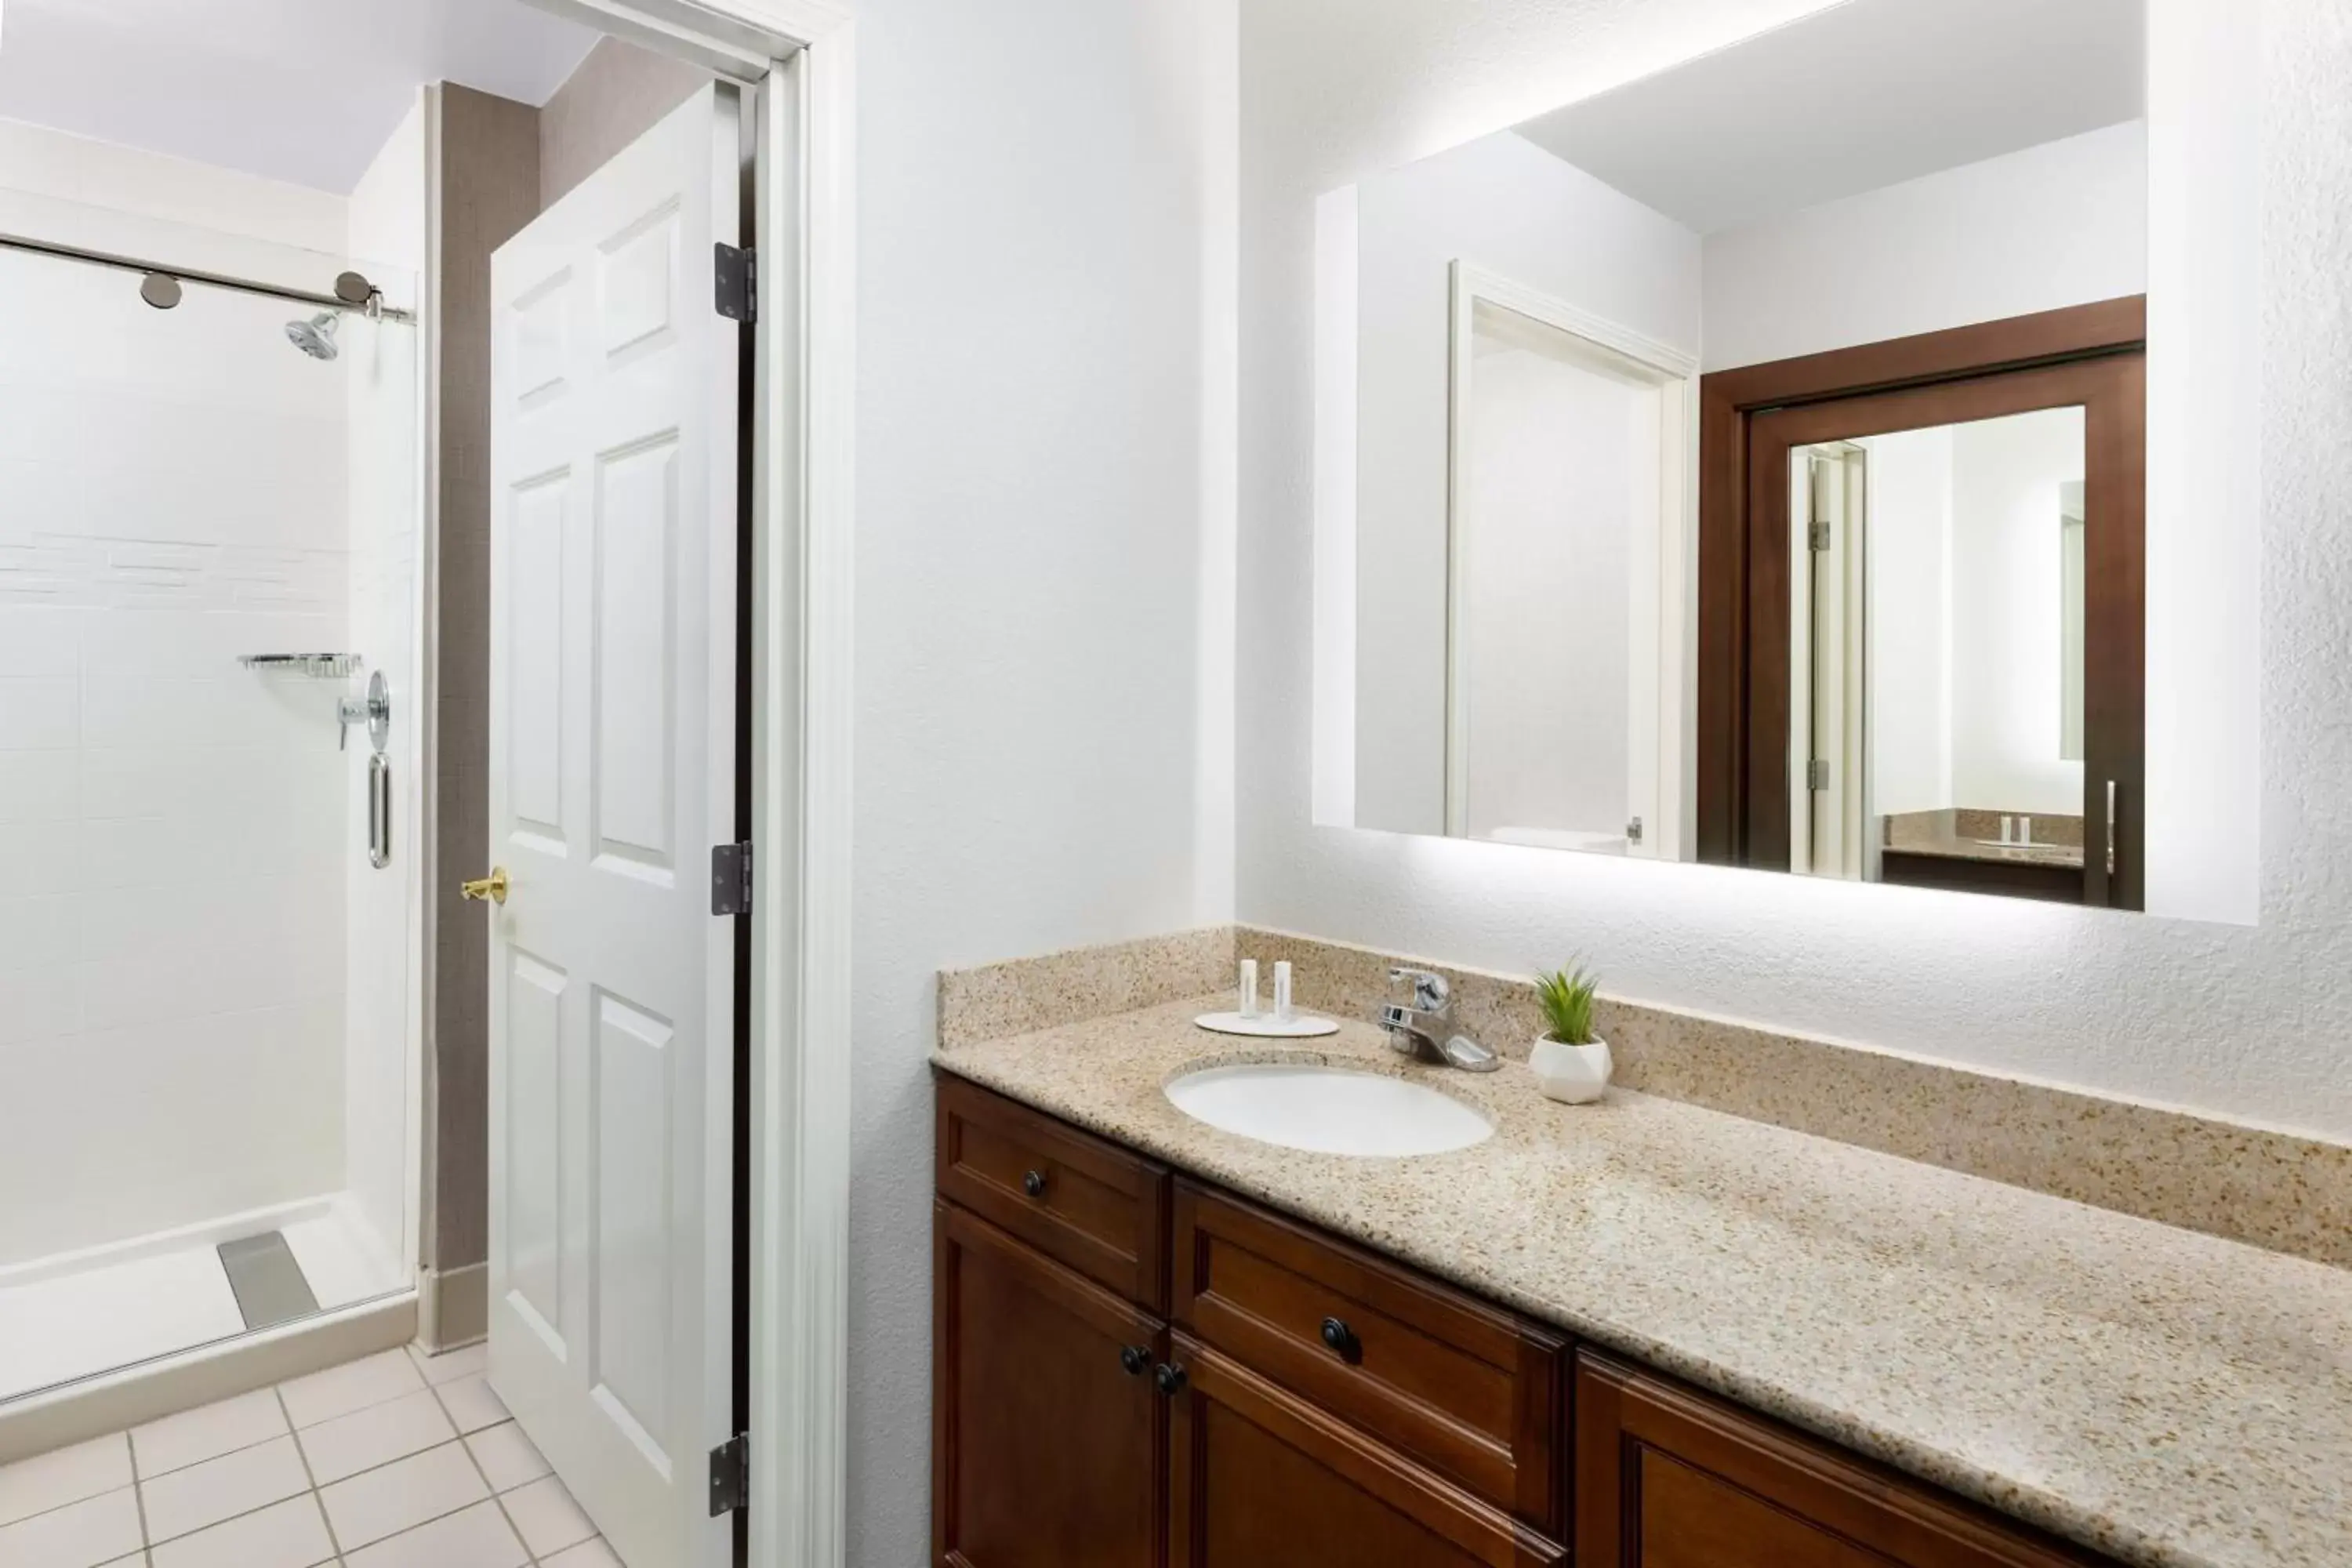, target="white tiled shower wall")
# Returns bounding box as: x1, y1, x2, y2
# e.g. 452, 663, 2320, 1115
0, 118, 416, 1274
